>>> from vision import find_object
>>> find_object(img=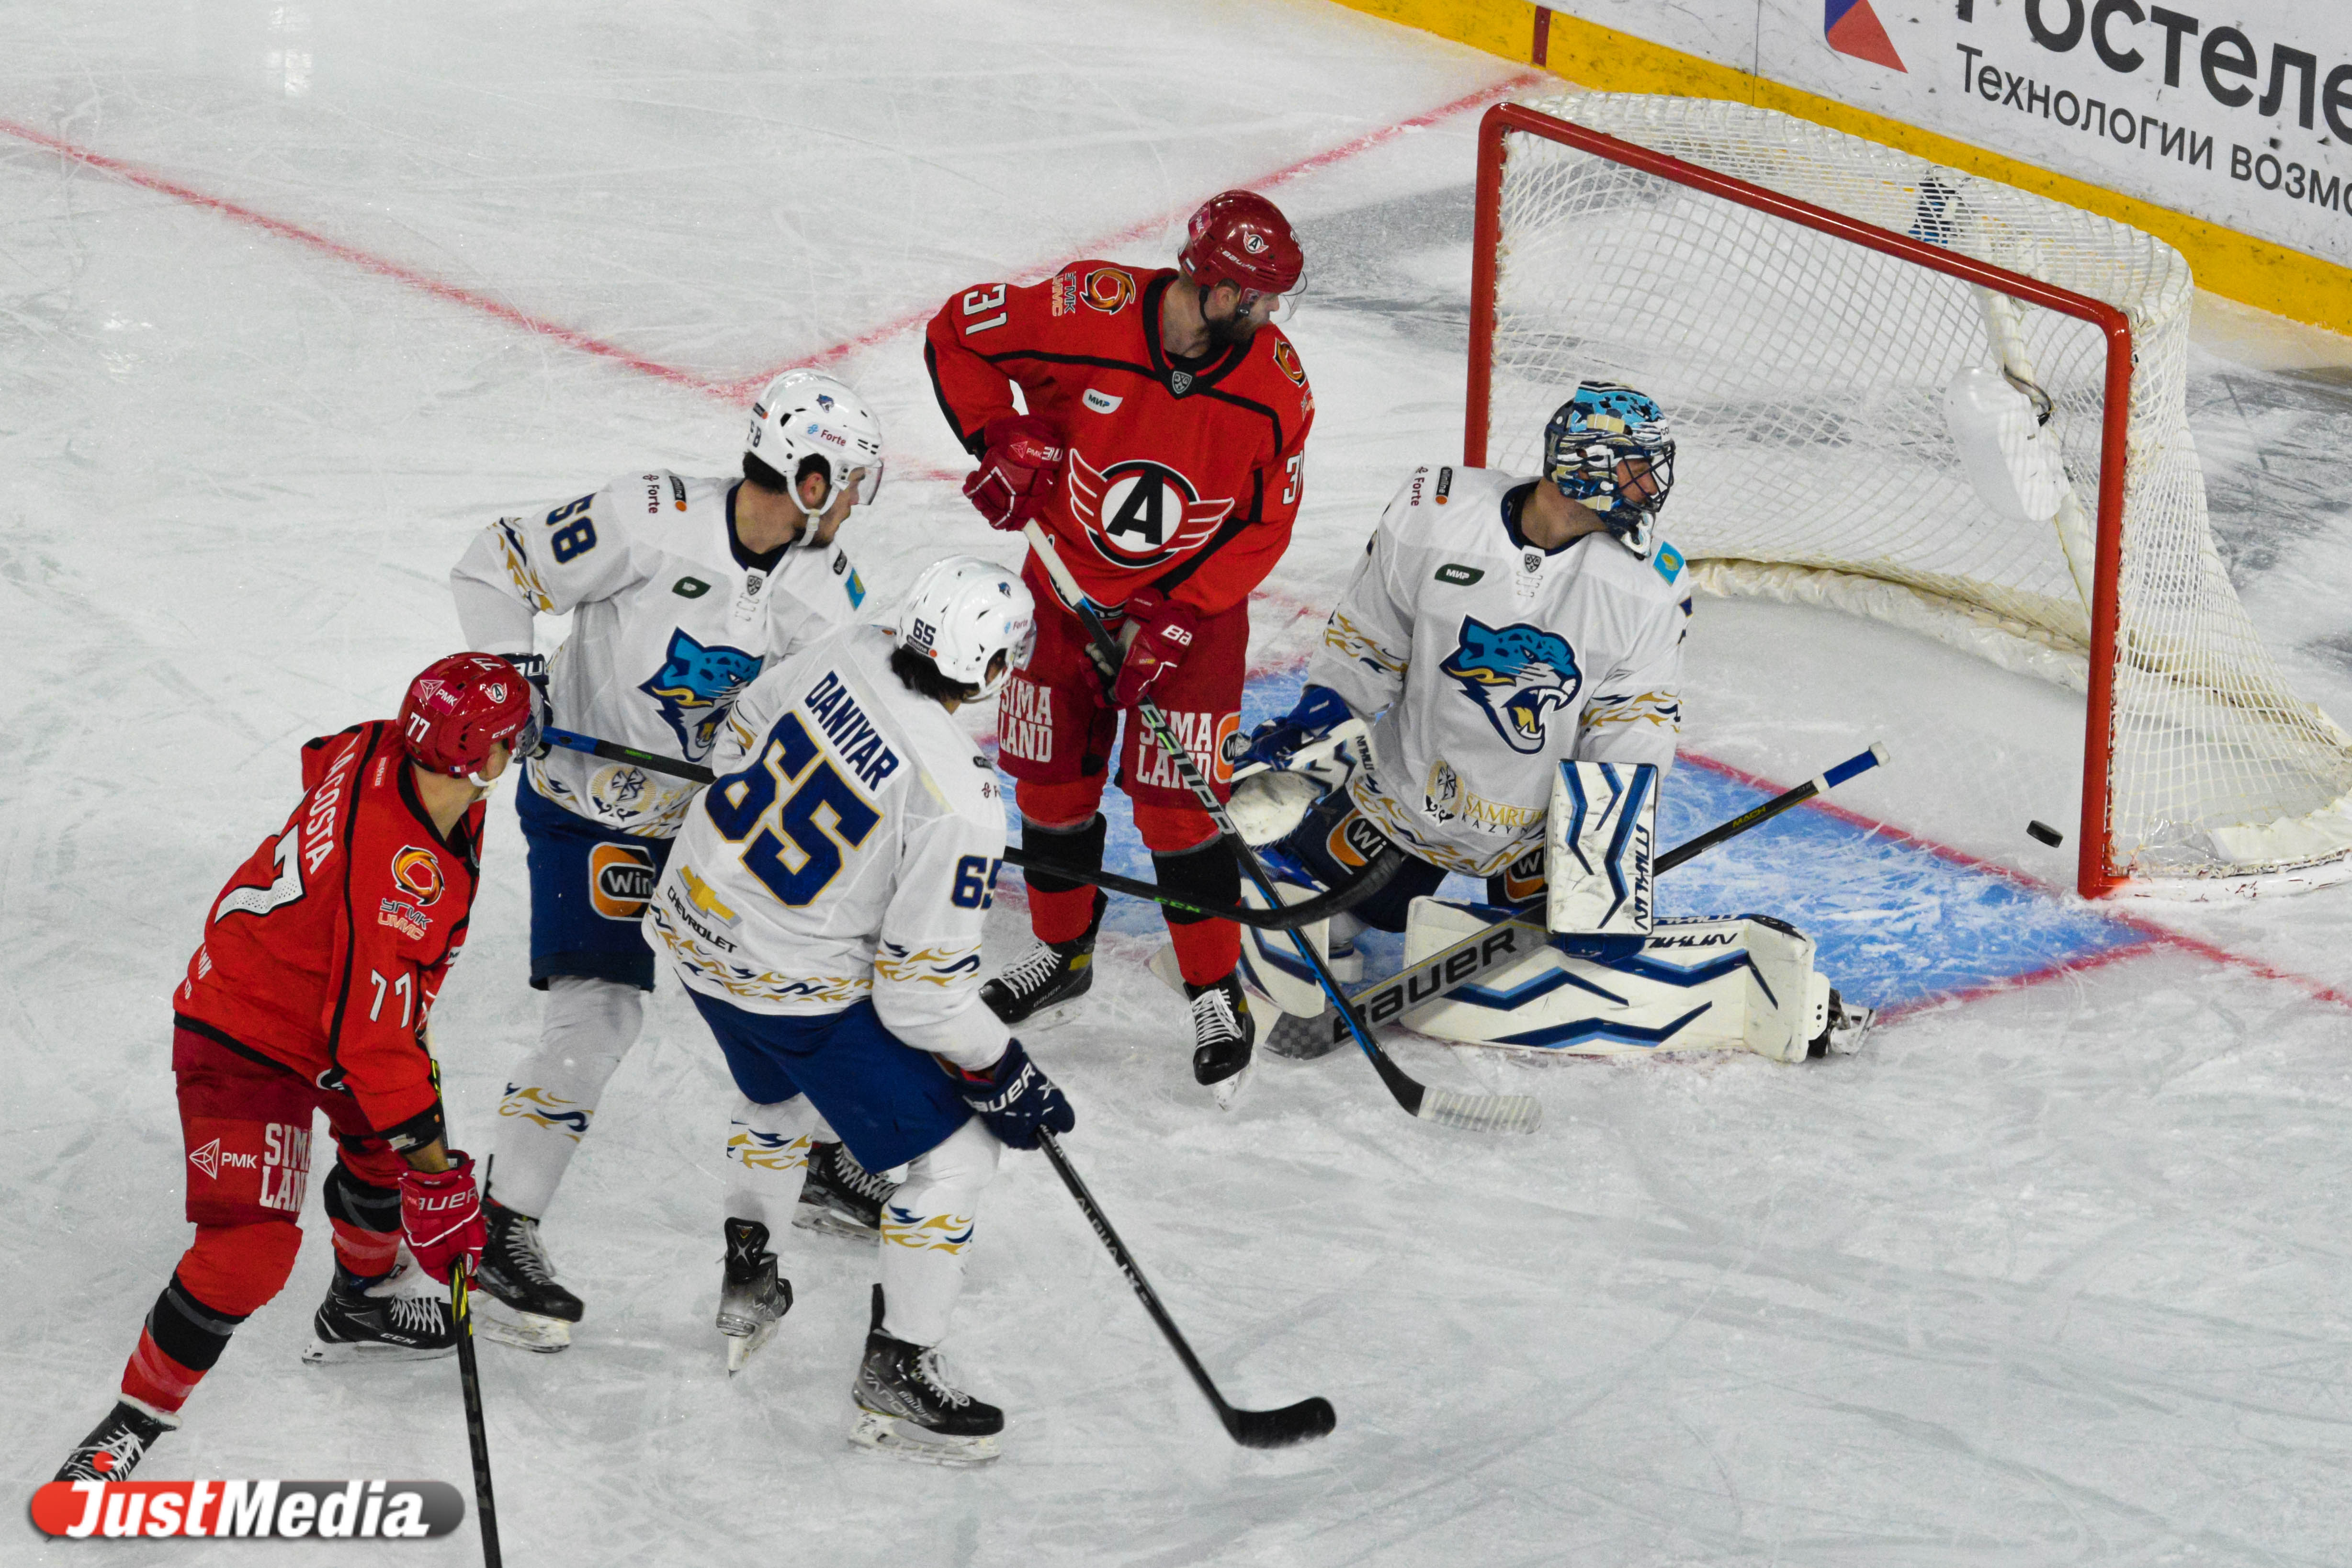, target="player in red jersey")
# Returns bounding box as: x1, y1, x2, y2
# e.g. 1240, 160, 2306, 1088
52, 654, 537, 1484
925, 190, 1312, 1104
